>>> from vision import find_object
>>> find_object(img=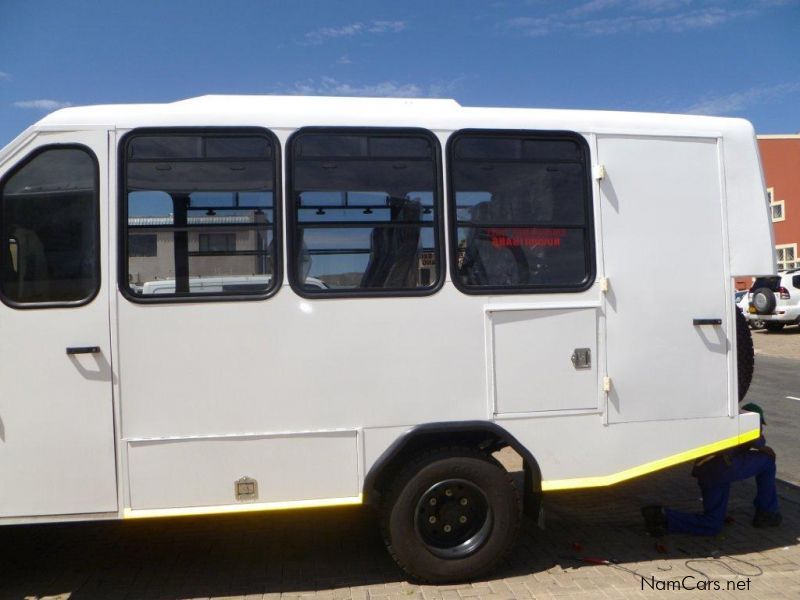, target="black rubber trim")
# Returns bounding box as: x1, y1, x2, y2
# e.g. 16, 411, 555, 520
286, 127, 445, 299
445, 129, 596, 295
0, 143, 102, 310
363, 420, 542, 503
118, 127, 282, 304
